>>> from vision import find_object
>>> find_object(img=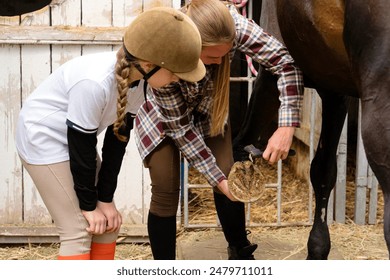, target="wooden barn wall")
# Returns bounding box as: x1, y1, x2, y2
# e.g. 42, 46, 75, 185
0, 0, 182, 229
